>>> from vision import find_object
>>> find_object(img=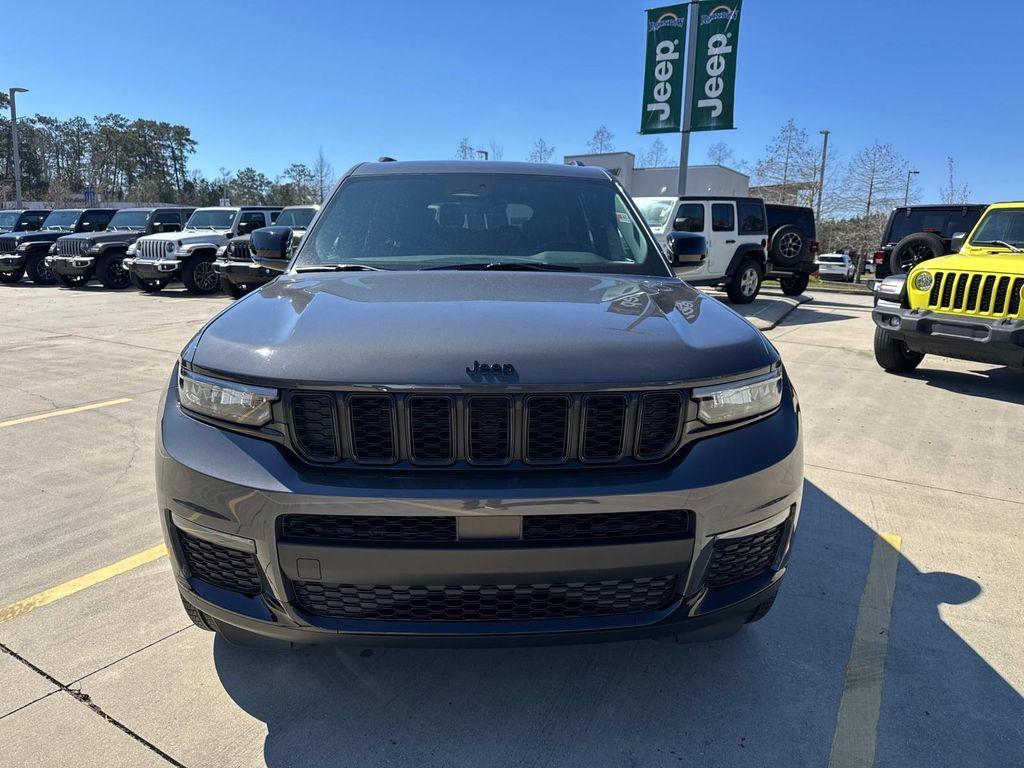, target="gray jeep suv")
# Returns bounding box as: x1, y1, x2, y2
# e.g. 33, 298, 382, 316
159, 160, 803, 647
